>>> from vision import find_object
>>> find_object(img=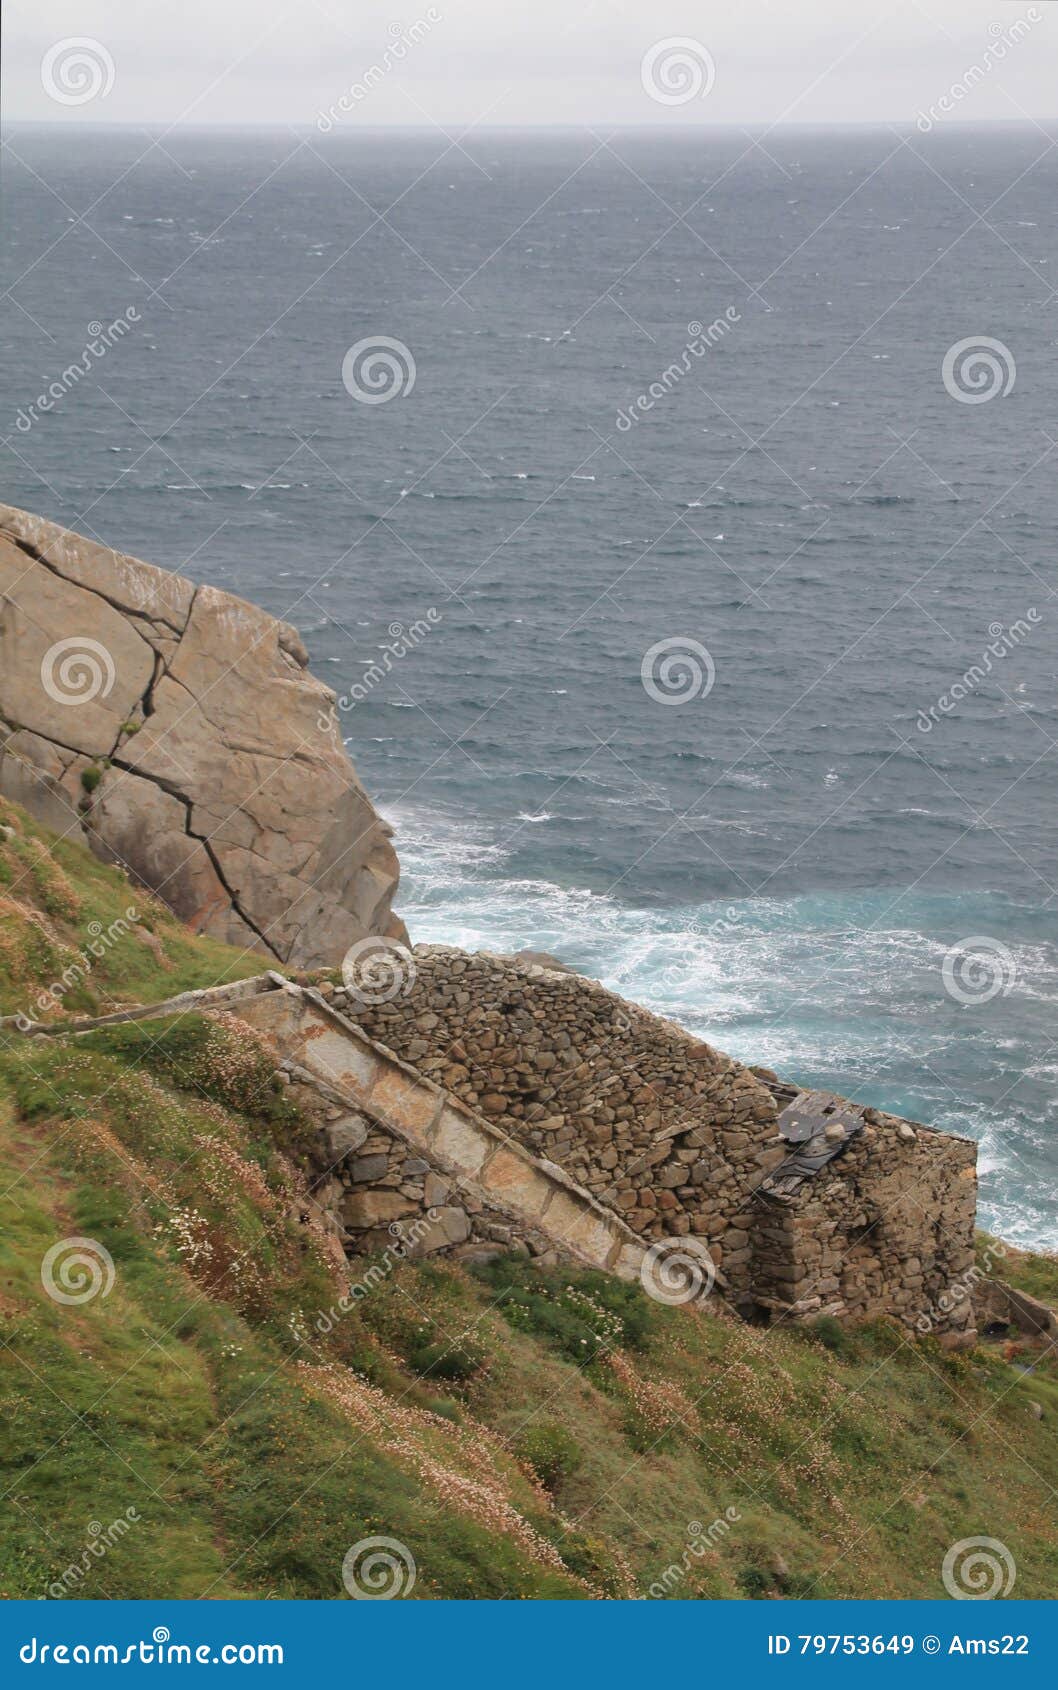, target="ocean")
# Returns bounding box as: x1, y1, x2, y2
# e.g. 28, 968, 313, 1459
3, 124, 1056, 1245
